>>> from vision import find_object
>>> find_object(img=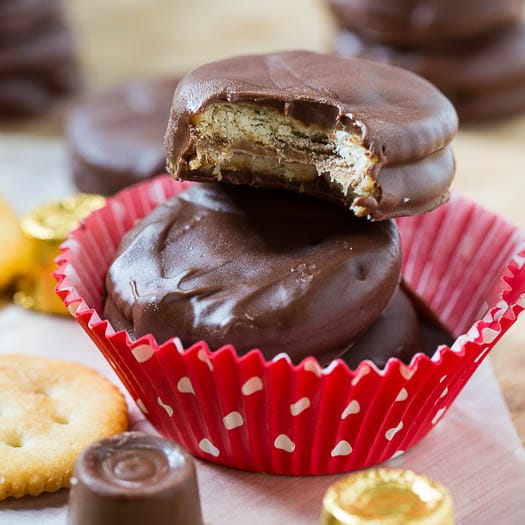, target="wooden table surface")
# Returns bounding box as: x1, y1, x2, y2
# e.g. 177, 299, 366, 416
1, 0, 524, 445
